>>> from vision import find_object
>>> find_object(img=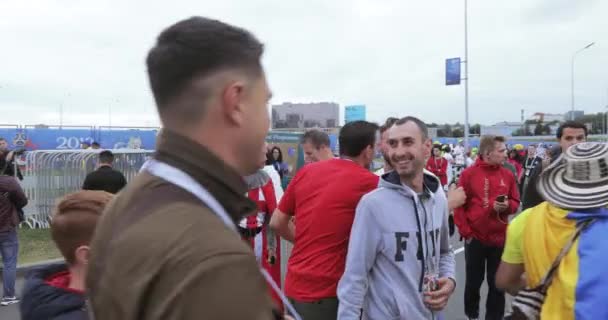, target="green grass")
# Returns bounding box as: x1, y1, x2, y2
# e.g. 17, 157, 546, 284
17, 228, 62, 265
